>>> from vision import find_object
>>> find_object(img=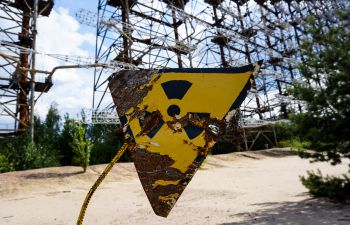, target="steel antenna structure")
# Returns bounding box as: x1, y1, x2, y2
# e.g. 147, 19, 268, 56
74, 0, 343, 149
1, 1, 342, 141
0, 0, 121, 137
0, 0, 54, 137
78, 0, 341, 120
